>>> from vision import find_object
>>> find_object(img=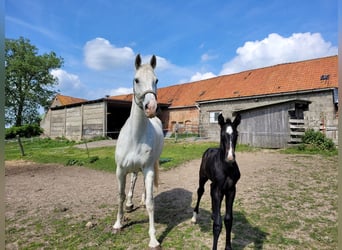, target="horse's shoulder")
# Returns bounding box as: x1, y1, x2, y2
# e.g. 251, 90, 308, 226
149, 117, 162, 128
203, 147, 219, 157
